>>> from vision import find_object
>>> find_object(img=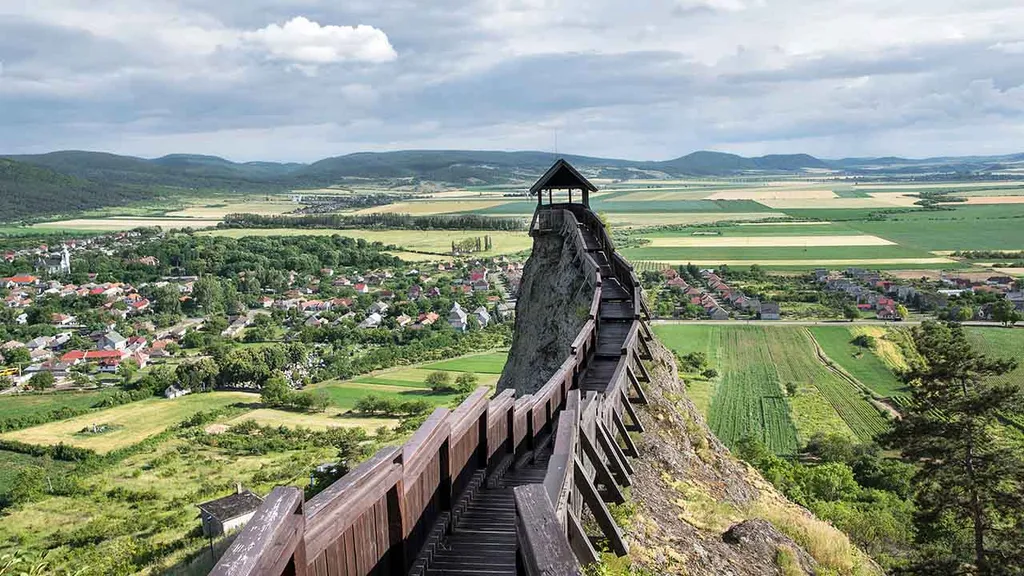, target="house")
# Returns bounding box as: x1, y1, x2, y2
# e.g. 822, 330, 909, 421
61, 350, 87, 365
3, 275, 39, 288
473, 306, 492, 328
408, 285, 423, 300
358, 313, 383, 329
197, 486, 264, 537
129, 299, 150, 314
987, 276, 1014, 287
449, 302, 469, 331
353, 283, 369, 294
759, 302, 781, 321
418, 312, 440, 326
666, 277, 688, 289
496, 302, 516, 322
26, 336, 53, 350
51, 313, 77, 327
877, 306, 900, 321
706, 307, 729, 321
368, 301, 390, 316
98, 331, 127, 351
165, 385, 191, 399
472, 279, 490, 292
395, 314, 413, 327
